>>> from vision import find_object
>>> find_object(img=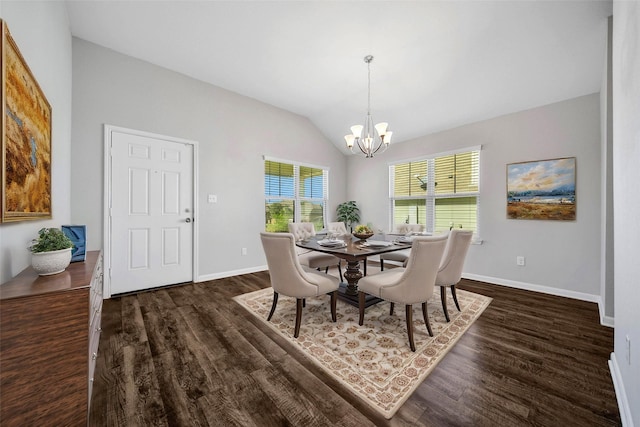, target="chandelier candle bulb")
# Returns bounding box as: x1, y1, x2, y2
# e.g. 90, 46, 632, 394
375, 122, 388, 135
